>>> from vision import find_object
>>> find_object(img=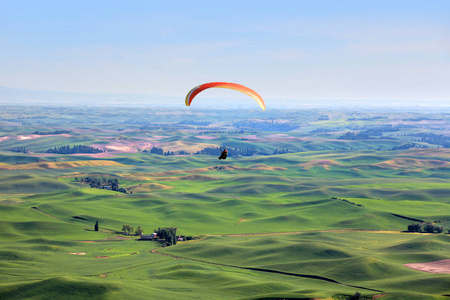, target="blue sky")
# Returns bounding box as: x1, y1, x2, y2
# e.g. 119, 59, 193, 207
1, 0, 449, 105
